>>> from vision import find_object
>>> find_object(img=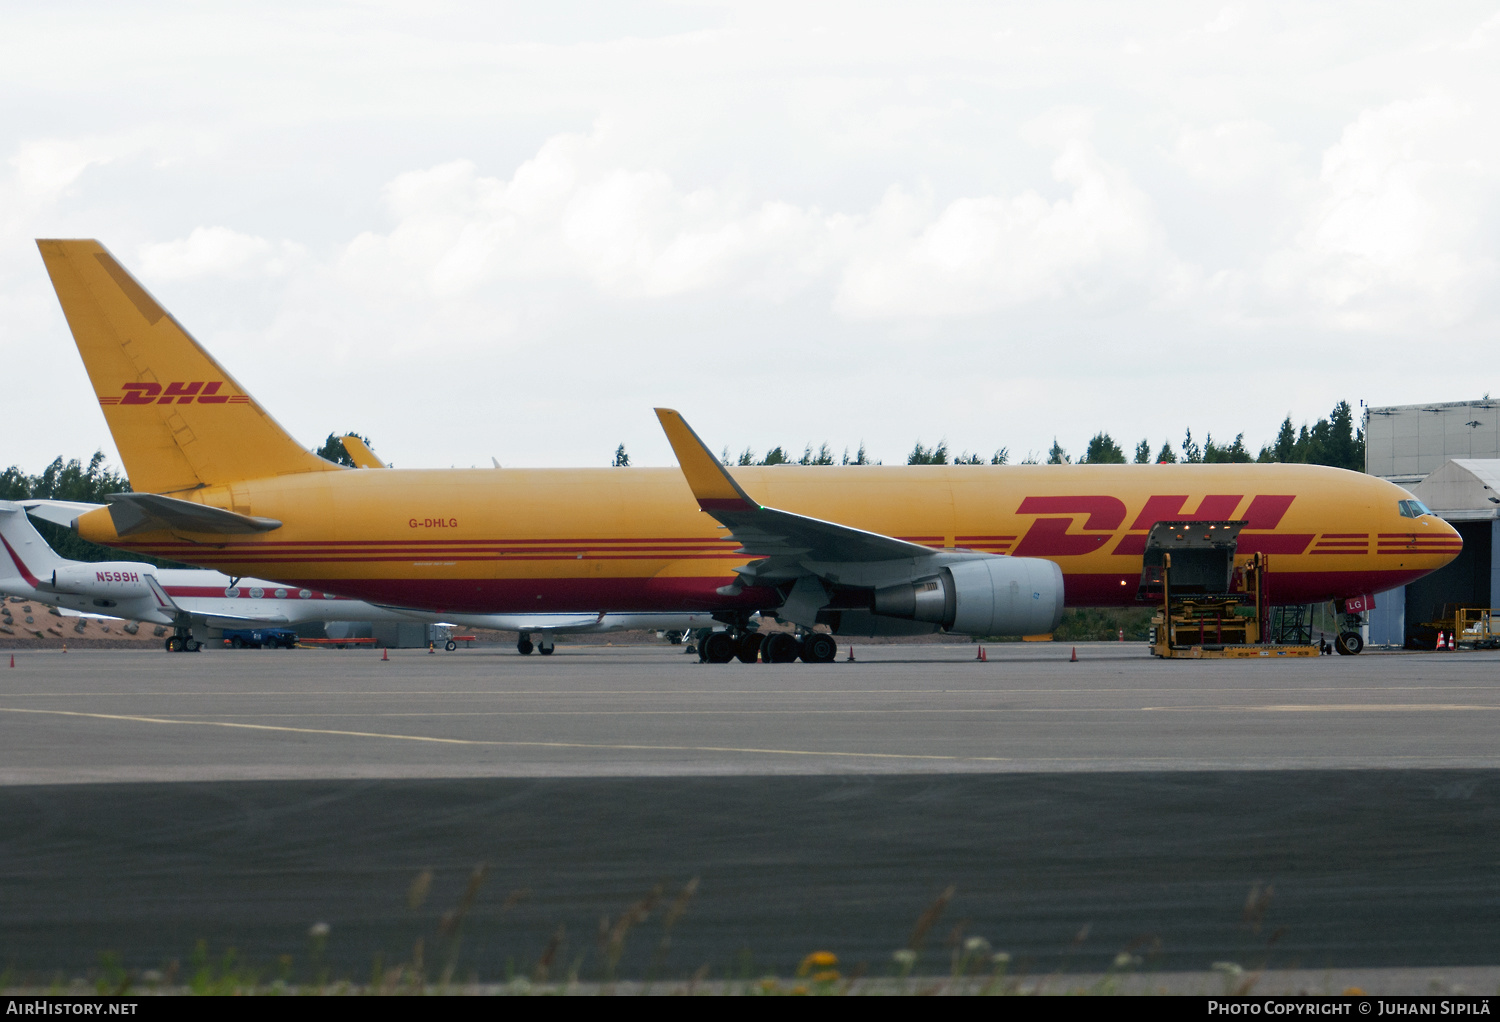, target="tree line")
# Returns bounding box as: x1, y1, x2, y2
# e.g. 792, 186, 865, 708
612, 400, 1365, 474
